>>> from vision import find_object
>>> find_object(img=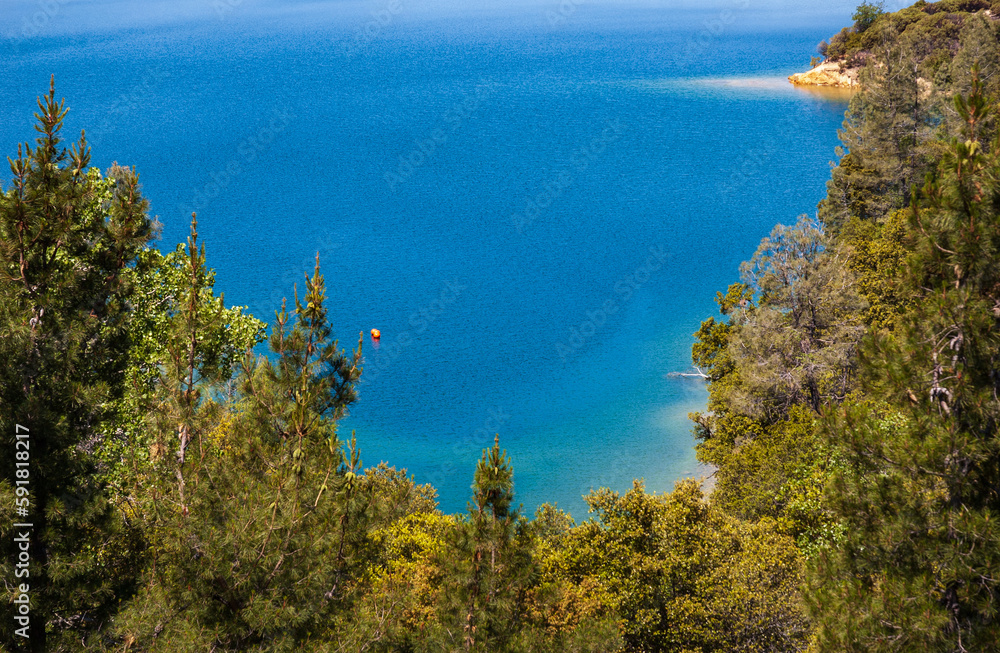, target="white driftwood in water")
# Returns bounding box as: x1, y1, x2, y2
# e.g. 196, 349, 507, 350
665, 366, 709, 379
